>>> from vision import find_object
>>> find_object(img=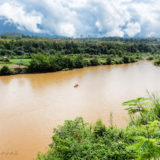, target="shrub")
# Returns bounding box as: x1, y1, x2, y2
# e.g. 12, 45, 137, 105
146, 56, 154, 60
37, 95, 160, 160
90, 57, 100, 66
154, 57, 160, 66
37, 117, 133, 160
0, 65, 12, 75
106, 56, 112, 65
